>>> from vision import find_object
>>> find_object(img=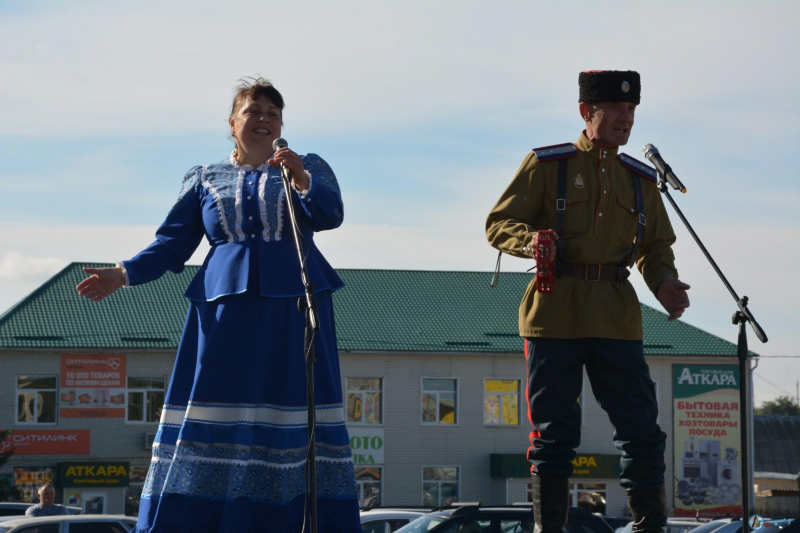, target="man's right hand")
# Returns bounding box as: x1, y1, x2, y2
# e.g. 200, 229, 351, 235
530, 230, 559, 262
